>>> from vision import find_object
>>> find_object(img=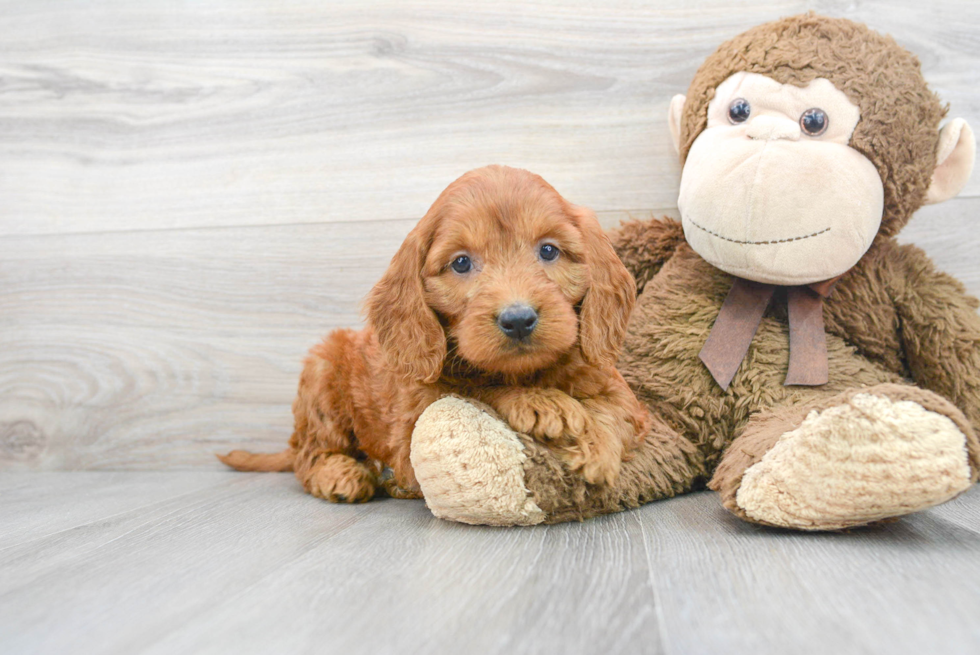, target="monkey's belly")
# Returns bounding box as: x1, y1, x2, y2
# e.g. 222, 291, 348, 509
618, 249, 903, 468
